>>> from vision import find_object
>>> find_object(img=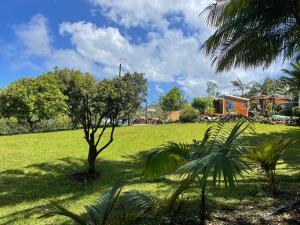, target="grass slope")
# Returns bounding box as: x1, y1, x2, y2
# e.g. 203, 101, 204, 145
0, 123, 299, 224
